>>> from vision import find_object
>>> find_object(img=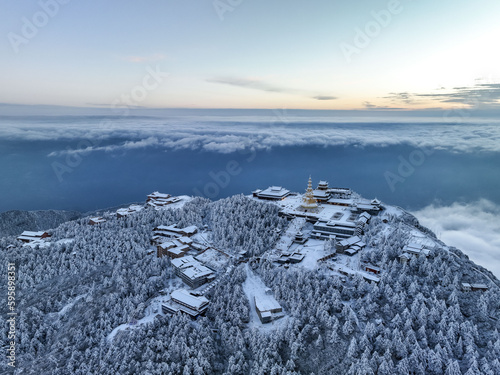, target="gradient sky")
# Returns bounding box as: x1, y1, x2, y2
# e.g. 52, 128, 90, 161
1, 0, 500, 110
